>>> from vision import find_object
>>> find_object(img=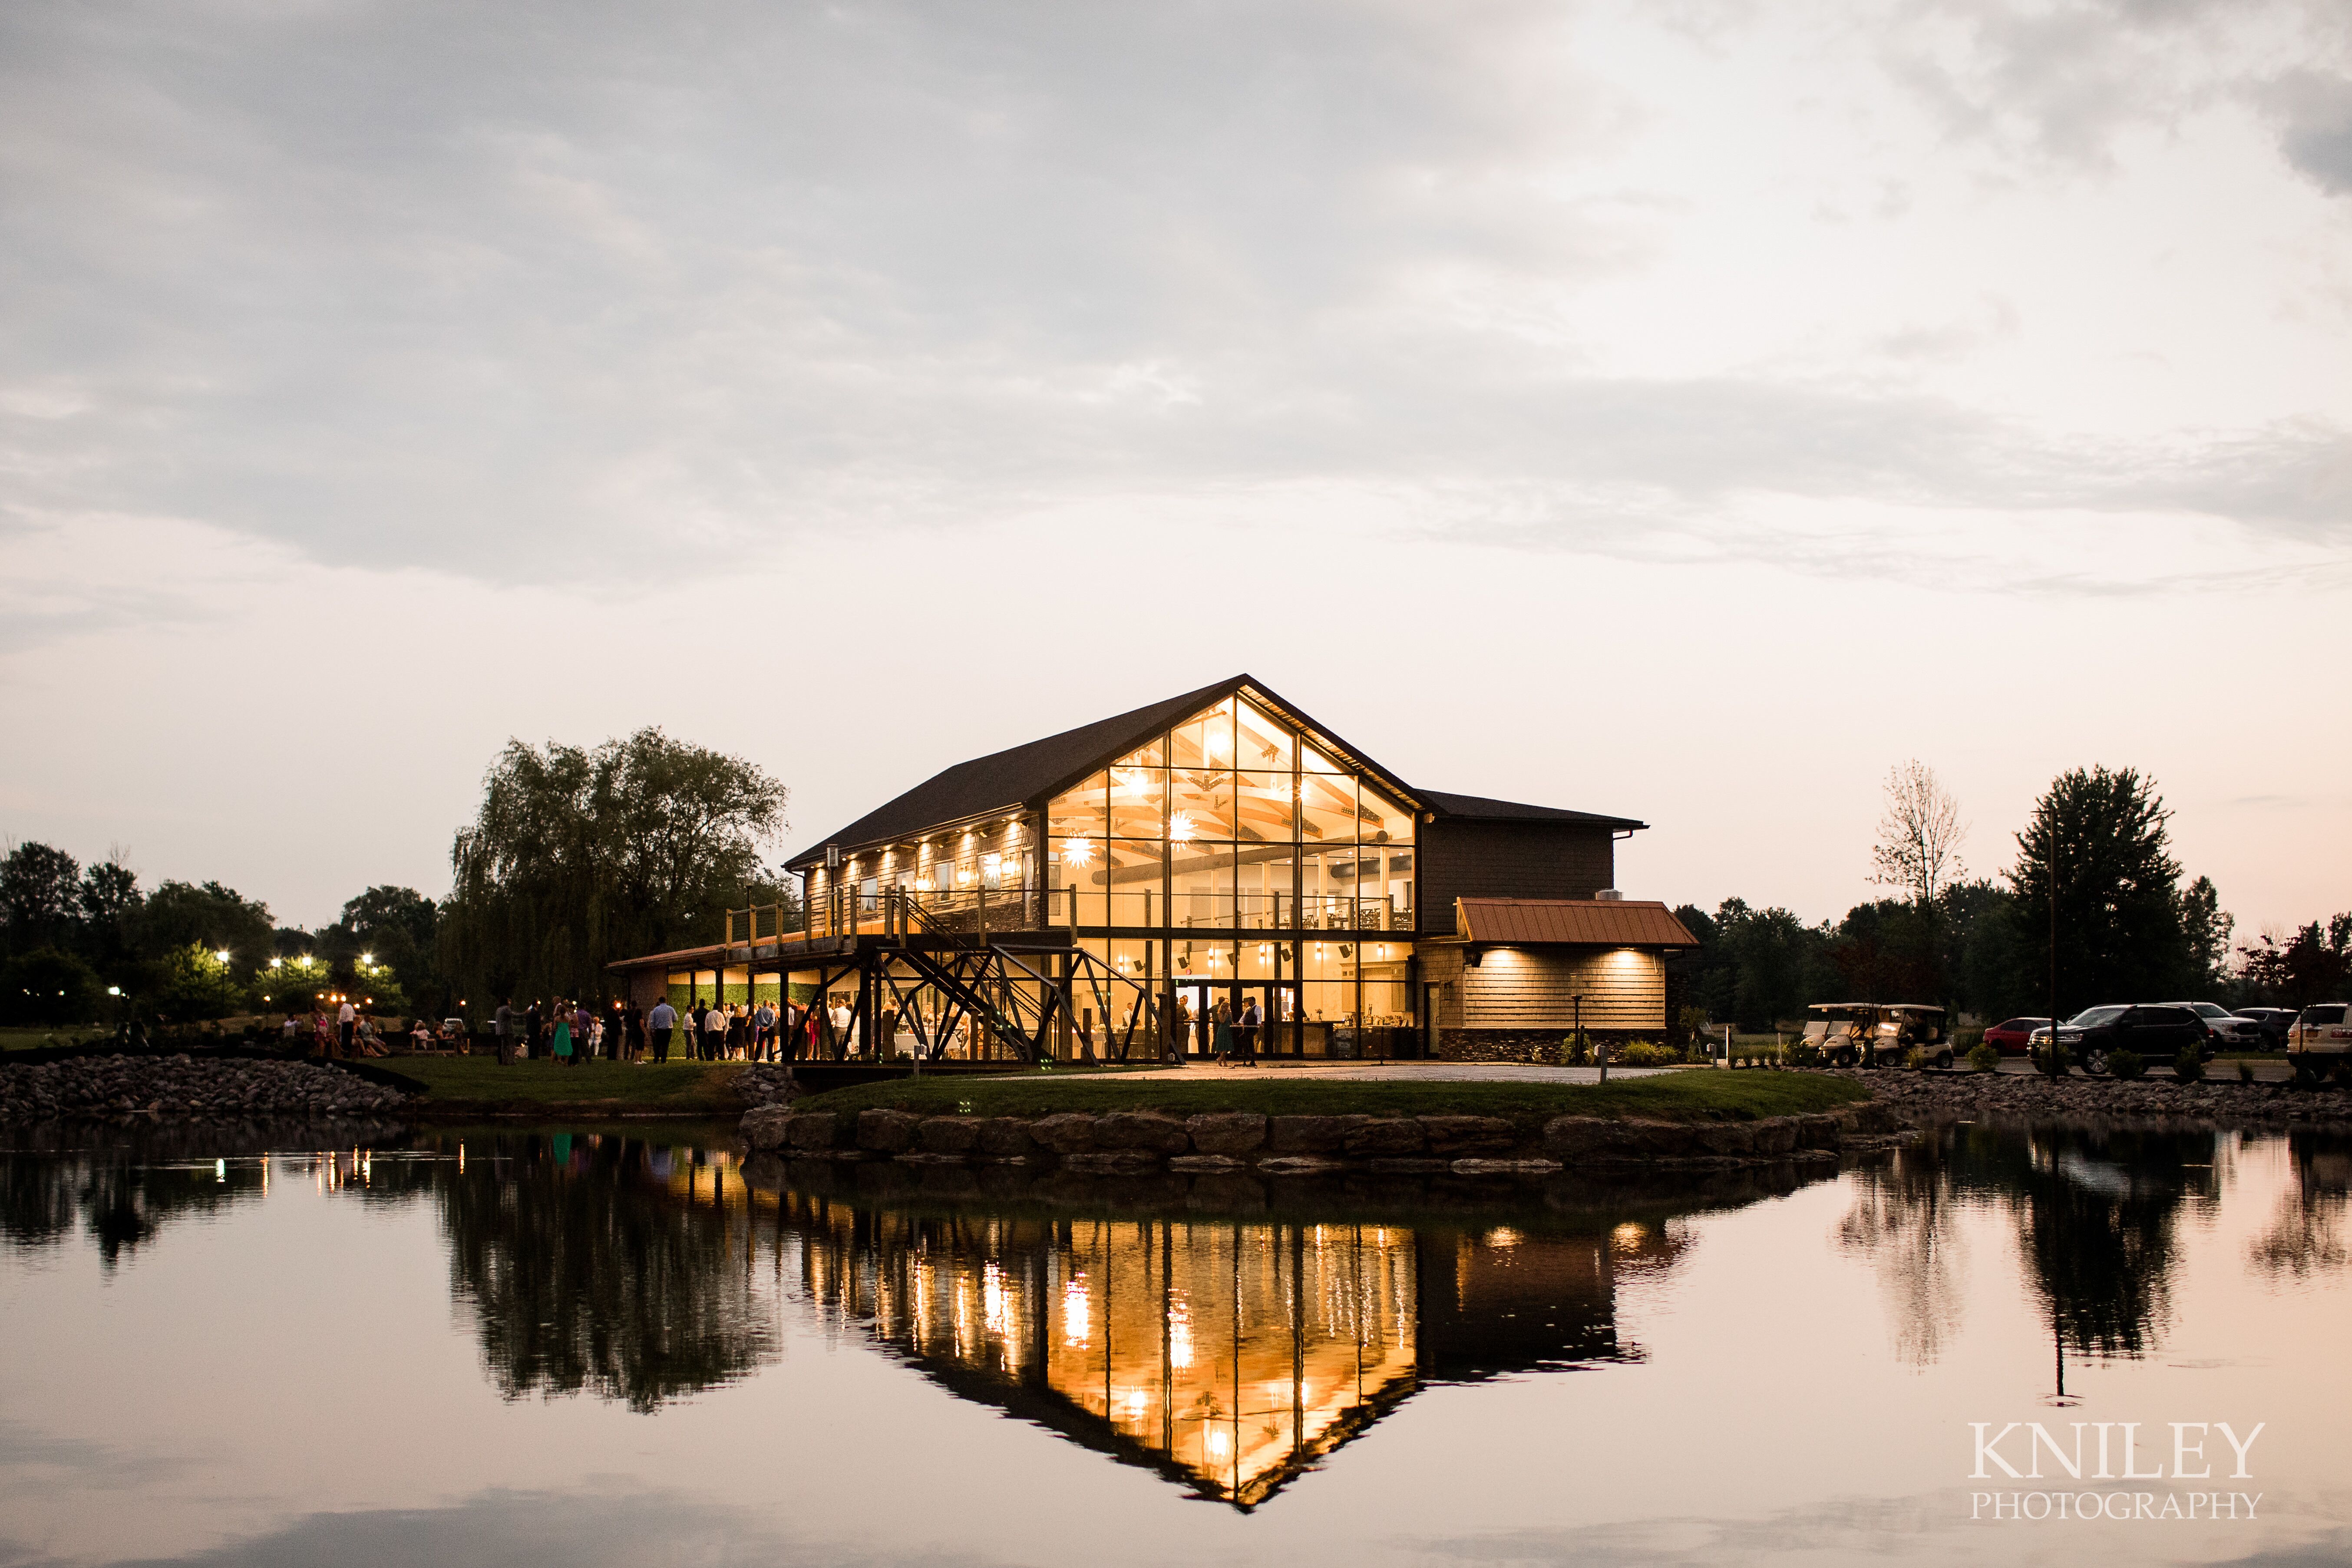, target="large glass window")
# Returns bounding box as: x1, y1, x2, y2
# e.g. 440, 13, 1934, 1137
1361, 782, 1413, 845
1107, 763, 1166, 839
1105, 839, 1163, 925
1034, 693, 1414, 933
1170, 844, 1232, 930
1232, 848, 1294, 928
1298, 772, 1357, 846
1048, 773, 1109, 837
1169, 704, 1234, 769
1234, 770, 1293, 842
1169, 767, 1235, 842
1235, 700, 1294, 769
